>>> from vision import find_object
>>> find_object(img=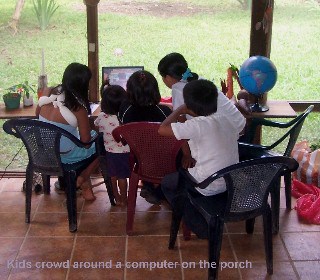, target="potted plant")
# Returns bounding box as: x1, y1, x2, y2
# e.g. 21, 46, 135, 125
4, 82, 35, 108
3, 85, 23, 110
